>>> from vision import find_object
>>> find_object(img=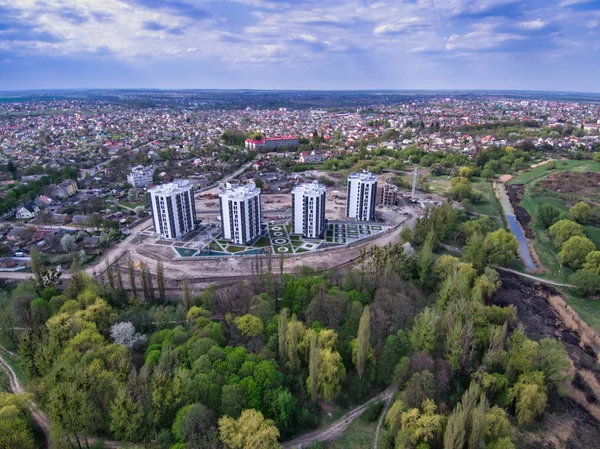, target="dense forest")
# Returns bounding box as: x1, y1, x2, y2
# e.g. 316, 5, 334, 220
0, 204, 573, 449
